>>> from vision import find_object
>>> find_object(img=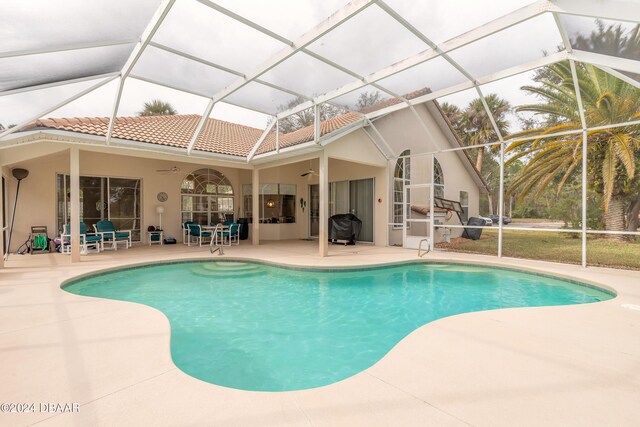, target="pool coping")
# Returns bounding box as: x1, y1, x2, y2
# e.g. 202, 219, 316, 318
59, 256, 618, 298
2, 243, 639, 426
58, 256, 618, 393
